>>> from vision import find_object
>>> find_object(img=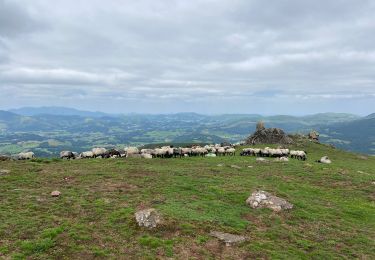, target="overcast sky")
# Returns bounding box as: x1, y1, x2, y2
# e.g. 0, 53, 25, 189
0, 0, 374, 115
